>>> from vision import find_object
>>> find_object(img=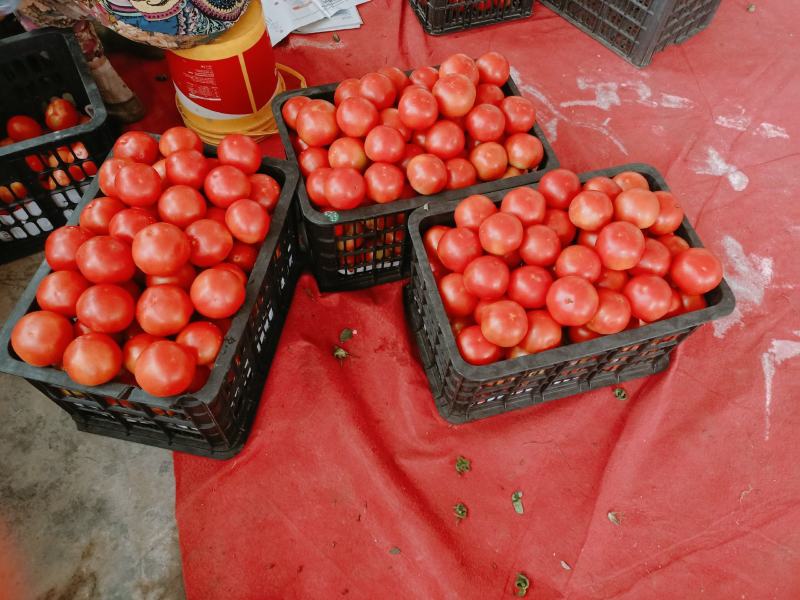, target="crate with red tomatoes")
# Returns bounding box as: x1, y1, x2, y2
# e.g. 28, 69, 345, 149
405, 164, 735, 423
0, 30, 116, 264
0, 128, 302, 458
273, 51, 558, 292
